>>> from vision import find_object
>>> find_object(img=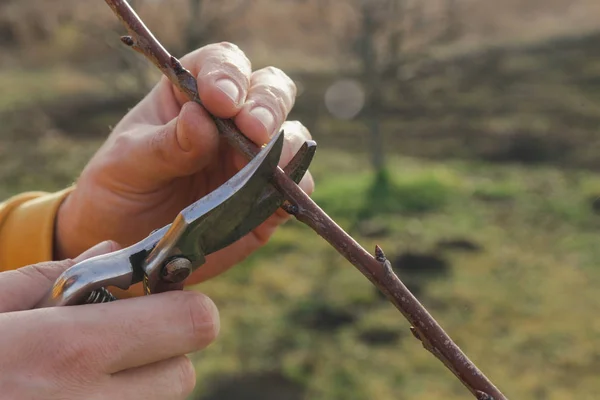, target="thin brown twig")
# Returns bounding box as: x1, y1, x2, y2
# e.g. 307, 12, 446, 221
103, 1, 507, 399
